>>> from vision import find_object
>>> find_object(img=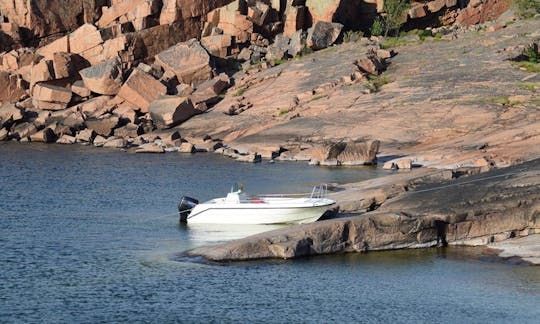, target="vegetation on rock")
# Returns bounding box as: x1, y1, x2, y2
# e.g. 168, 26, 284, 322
371, 0, 410, 37
512, 0, 540, 18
